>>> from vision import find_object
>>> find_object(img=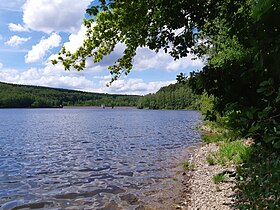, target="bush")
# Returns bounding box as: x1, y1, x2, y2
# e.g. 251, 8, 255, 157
235, 148, 280, 209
